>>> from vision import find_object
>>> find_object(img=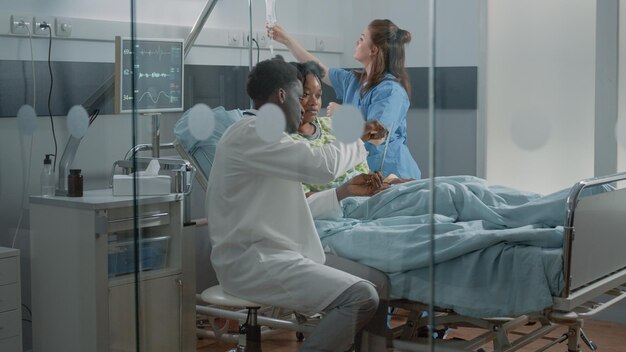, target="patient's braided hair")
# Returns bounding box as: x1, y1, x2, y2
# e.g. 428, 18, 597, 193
290, 61, 324, 86
247, 55, 299, 106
